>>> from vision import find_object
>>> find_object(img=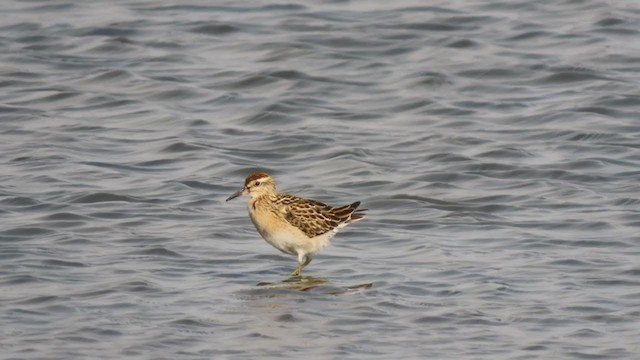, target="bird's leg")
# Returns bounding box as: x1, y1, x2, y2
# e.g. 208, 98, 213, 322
290, 255, 313, 277
302, 255, 313, 269
290, 252, 307, 277
290, 263, 302, 277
